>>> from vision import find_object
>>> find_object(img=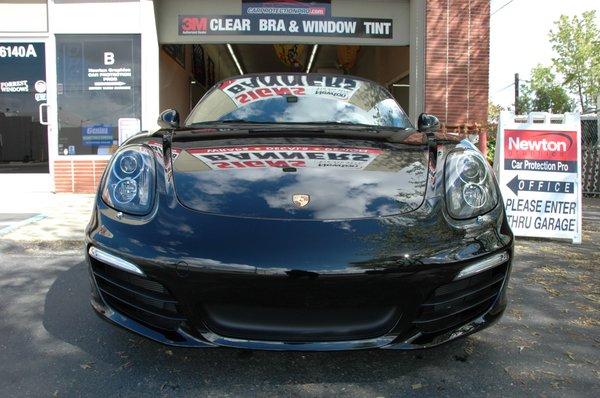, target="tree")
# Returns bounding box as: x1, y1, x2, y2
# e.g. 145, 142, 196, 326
529, 65, 573, 113
516, 82, 532, 114
488, 102, 504, 124
516, 65, 574, 114
549, 10, 600, 112
486, 102, 504, 163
